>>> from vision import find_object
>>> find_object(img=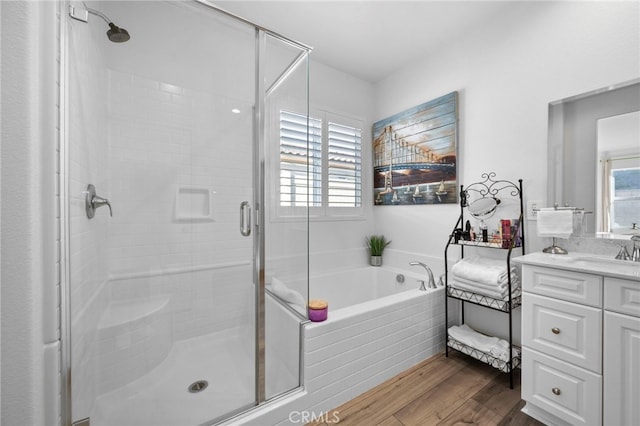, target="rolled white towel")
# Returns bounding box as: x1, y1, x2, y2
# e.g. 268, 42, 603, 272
451, 256, 518, 286
270, 277, 306, 308
489, 339, 511, 361
448, 324, 514, 362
